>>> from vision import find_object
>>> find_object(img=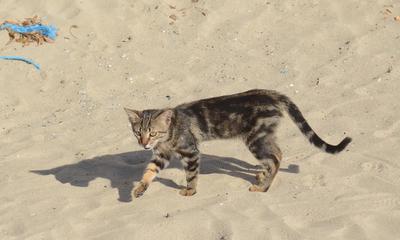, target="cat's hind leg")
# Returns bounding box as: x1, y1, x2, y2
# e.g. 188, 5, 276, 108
177, 148, 200, 196
246, 133, 282, 192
